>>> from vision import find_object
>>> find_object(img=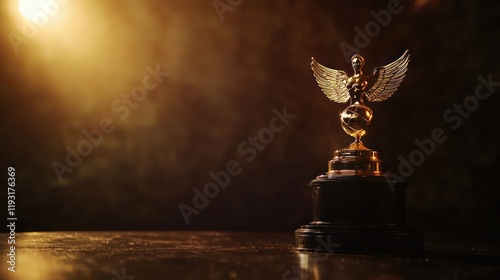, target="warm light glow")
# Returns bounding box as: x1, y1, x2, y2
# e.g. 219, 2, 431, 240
6, 0, 185, 150
18, 0, 42, 22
